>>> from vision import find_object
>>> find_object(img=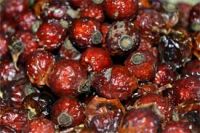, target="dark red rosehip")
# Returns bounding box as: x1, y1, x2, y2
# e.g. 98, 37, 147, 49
81, 47, 112, 72
103, 0, 138, 20
23, 117, 56, 133
120, 108, 161, 133
138, 83, 158, 96
154, 63, 177, 86
125, 50, 157, 81
162, 121, 192, 133
85, 96, 125, 133
69, 0, 90, 8
16, 11, 37, 31
171, 76, 200, 105
182, 60, 200, 76
0, 107, 28, 132
106, 21, 140, 56
26, 50, 55, 86
80, 4, 104, 22
0, 20, 16, 37
92, 65, 138, 100
0, 34, 9, 59
193, 32, 200, 60
36, 22, 65, 50
51, 97, 85, 127
59, 38, 81, 61
134, 93, 173, 121
0, 125, 16, 133
70, 18, 102, 48
189, 3, 200, 31
47, 59, 88, 97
